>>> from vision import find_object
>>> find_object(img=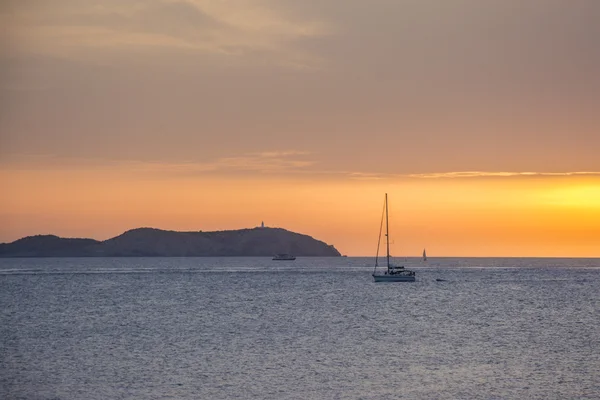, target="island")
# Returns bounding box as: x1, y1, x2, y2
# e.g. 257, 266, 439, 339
0, 227, 341, 257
